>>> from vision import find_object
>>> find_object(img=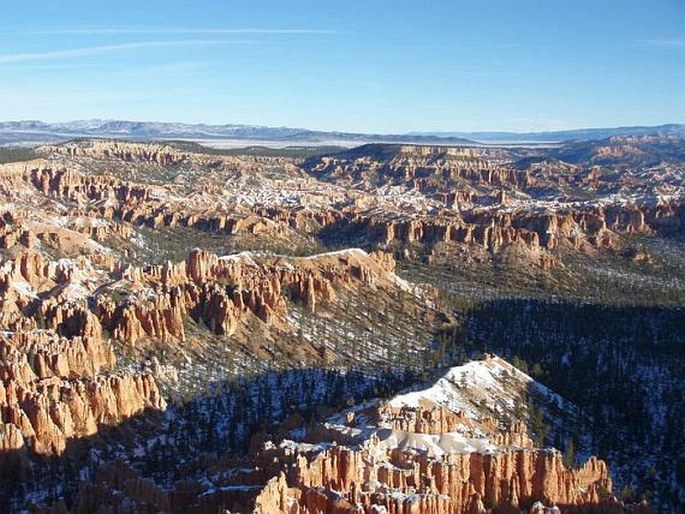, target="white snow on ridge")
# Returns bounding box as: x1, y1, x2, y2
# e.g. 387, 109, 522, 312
372, 428, 496, 457
389, 356, 517, 412
218, 251, 259, 267
390, 274, 413, 292
290, 357, 575, 459
59, 282, 91, 302
301, 248, 369, 260
217, 248, 368, 264
389, 356, 564, 418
